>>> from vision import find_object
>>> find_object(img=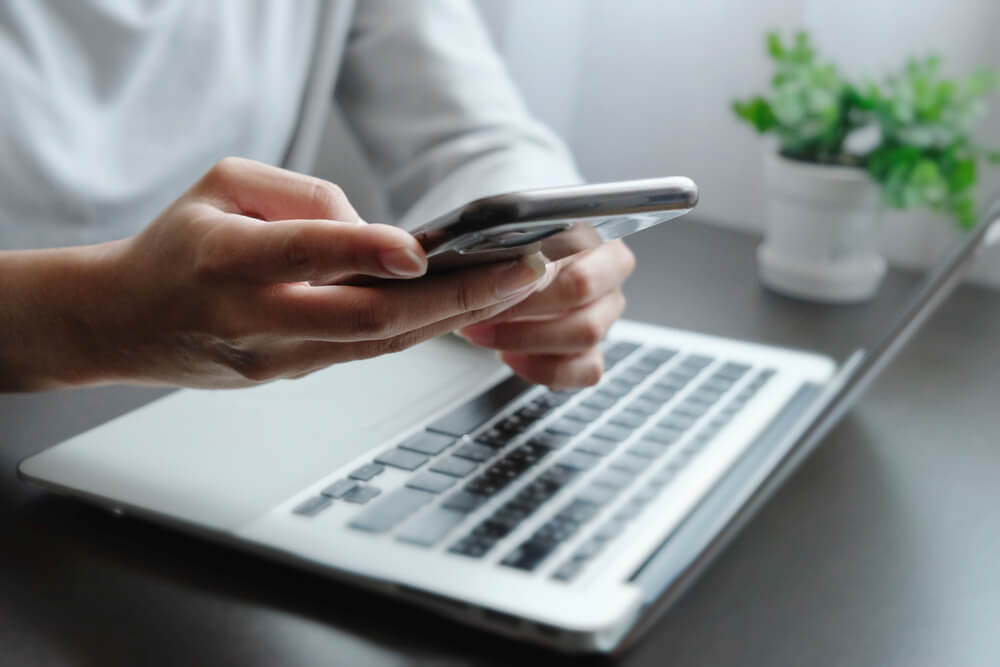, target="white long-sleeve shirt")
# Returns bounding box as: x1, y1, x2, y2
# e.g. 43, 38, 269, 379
0, 0, 580, 249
